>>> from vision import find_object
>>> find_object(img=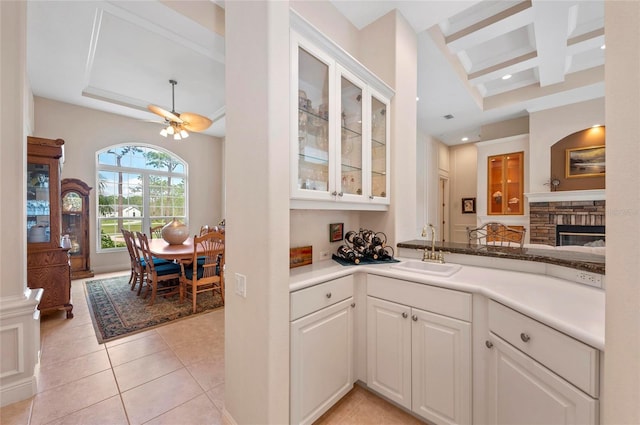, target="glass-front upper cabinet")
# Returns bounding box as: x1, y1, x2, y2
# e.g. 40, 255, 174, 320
488, 151, 524, 215
291, 27, 393, 210
370, 95, 388, 201
27, 137, 64, 250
